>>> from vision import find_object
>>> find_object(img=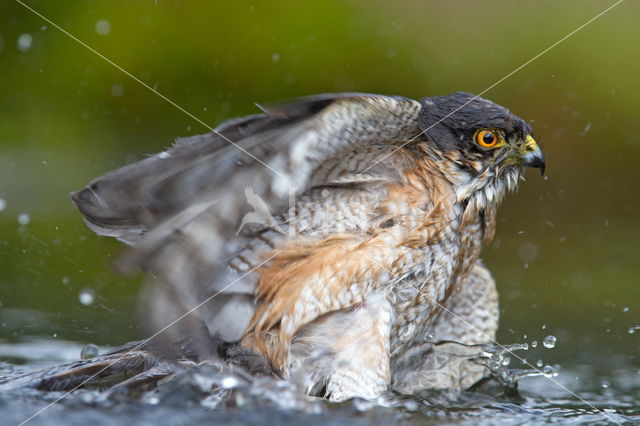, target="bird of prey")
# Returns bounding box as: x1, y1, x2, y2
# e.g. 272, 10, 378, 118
67, 92, 544, 401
